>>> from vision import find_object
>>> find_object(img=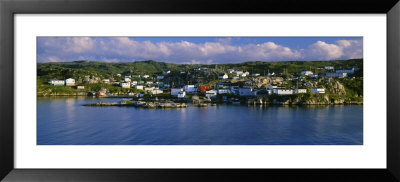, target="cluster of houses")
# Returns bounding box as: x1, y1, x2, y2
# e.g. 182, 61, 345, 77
48, 78, 77, 87
167, 82, 325, 99
299, 67, 360, 79
47, 66, 358, 98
